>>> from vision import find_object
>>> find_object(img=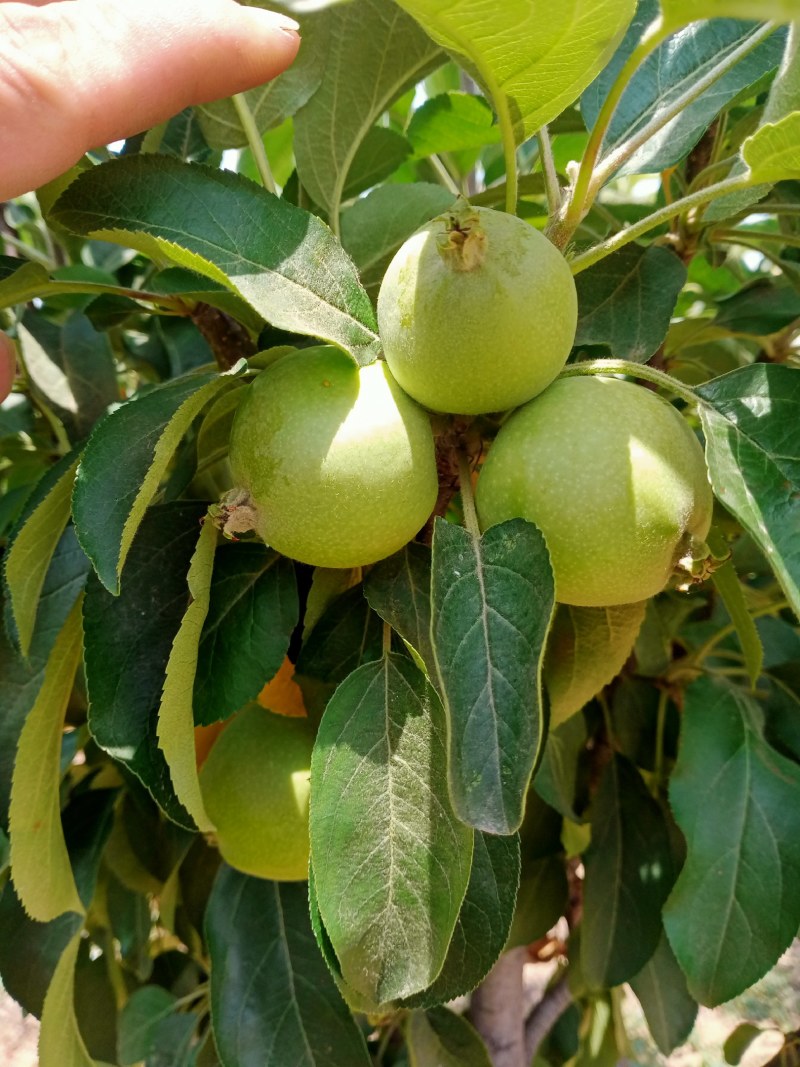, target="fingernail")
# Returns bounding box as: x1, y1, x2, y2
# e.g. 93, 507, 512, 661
247, 8, 301, 35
